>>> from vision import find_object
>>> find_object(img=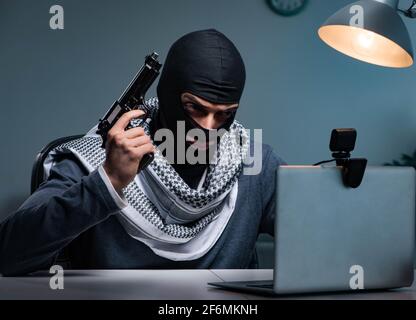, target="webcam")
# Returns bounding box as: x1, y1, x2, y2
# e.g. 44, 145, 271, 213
315, 128, 367, 189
